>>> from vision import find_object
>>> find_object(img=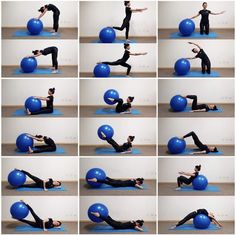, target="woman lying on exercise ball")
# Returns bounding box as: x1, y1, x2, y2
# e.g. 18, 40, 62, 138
98, 43, 147, 77
175, 165, 201, 190
27, 88, 55, 115
87, 177, 144, 189
182, 131, 218, 154
90, 211, 144, 231
108, 96, 134, 113
27, 134, 56, 154
170, 208, 222, 229
15, 201, 62, 231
